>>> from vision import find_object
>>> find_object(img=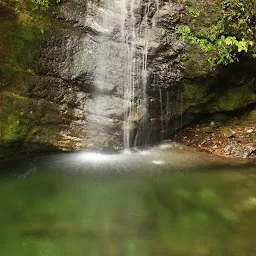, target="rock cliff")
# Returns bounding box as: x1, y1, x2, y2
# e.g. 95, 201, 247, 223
0, 0, 255, 158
